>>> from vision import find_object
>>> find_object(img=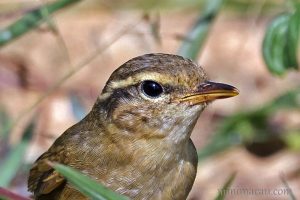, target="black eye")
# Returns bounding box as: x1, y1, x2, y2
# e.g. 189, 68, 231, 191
141, 80, 163, 98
